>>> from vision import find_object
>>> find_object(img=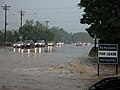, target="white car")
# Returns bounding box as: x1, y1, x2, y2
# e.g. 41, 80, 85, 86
56, 42, 64, 47
47, 41, 54, 46
13, 41, 23, 48
35, 40, 46, 47
75, 41, 82, 46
